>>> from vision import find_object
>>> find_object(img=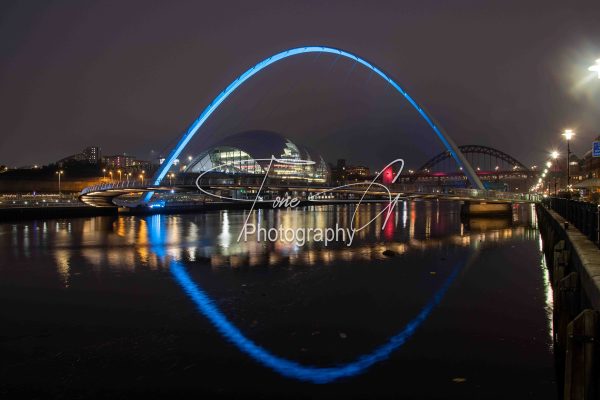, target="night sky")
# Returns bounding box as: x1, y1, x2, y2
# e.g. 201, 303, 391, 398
1, 0, 600, 170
